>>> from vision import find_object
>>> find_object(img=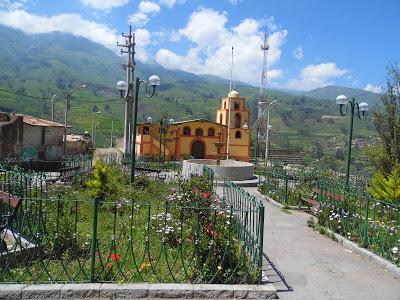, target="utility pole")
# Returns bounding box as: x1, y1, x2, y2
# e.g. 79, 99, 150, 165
110, 110, 114, 148
63, 84, 86, 155
264, 99, 277, 166
64, 92, 69, 155
50, 94, 56, 122
117, 25, 135, 156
